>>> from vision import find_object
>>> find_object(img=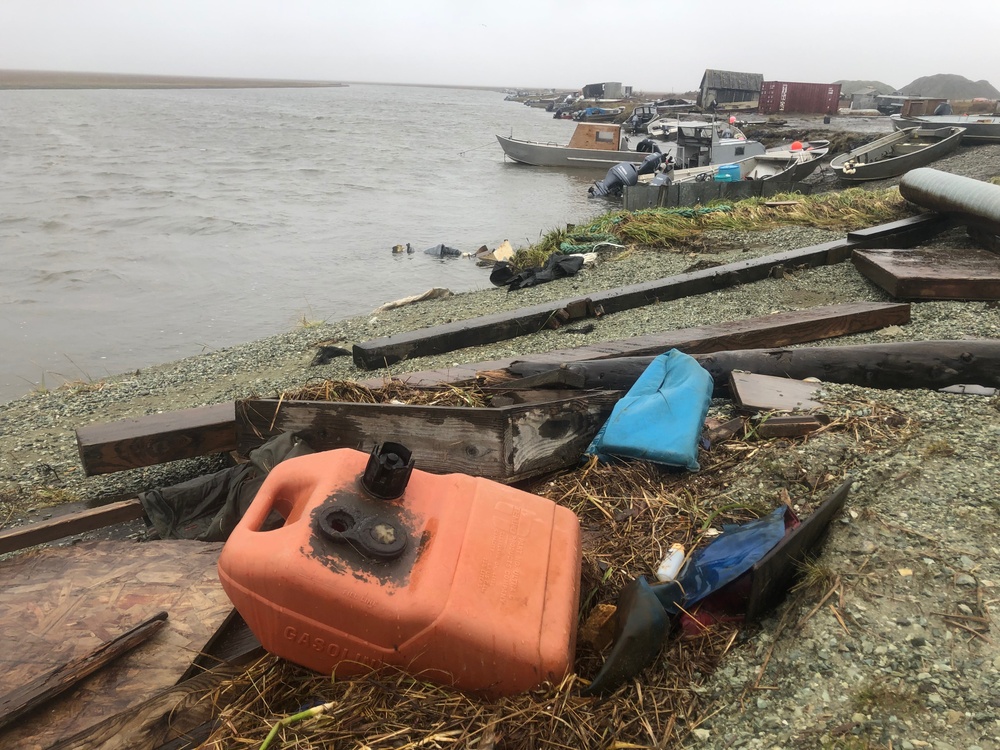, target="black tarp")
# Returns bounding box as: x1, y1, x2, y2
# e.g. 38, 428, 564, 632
139, 431, 314, 542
